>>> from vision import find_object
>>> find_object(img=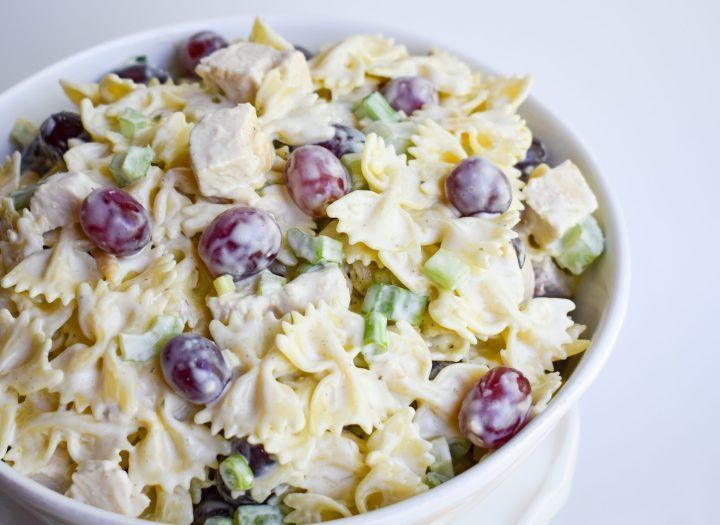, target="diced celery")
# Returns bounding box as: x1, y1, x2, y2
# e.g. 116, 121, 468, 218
354, 92, 399, 122
213, 275, 235, 296
110, 146, 154, 187
258, 270, 286, 295
10, 118, 38, 149
423, 249, 470, 291
235, 504, 283, 525
362, 120, 416, 154
296, 262, 330, 275
340, 152, 367, 190
424, 472, 450, 488
552, 215, 605, 275
9, 183, 42, 210
361, 283, 428, 325
204, 517, 233, 525
287, 228, 343, 264
429, 437, 454, 478
447, 437, 472, 462
363, 311, 388, 356
119, 315, 183, 362
118, 108, 151, 139
219, 454, 254, 492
